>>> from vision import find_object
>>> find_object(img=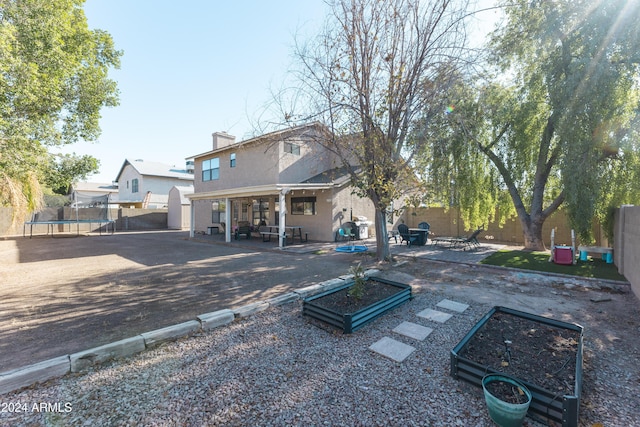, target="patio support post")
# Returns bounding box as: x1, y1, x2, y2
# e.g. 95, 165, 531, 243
224, 197, 231, 243
279, 189, 289, 248
189, 199, 195, 238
